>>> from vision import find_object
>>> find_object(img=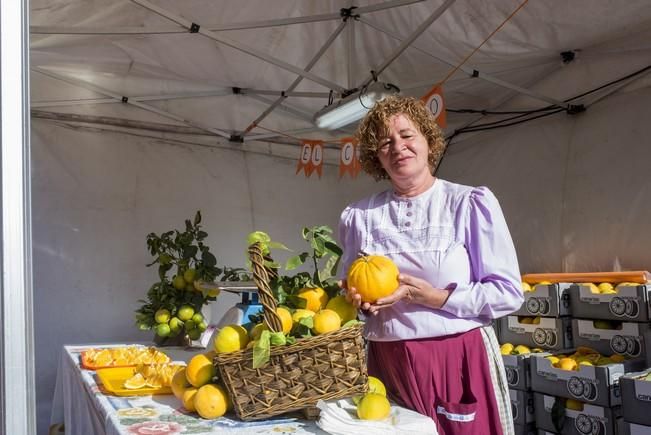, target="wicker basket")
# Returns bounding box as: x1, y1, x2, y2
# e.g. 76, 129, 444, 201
213, 242, 368, 421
